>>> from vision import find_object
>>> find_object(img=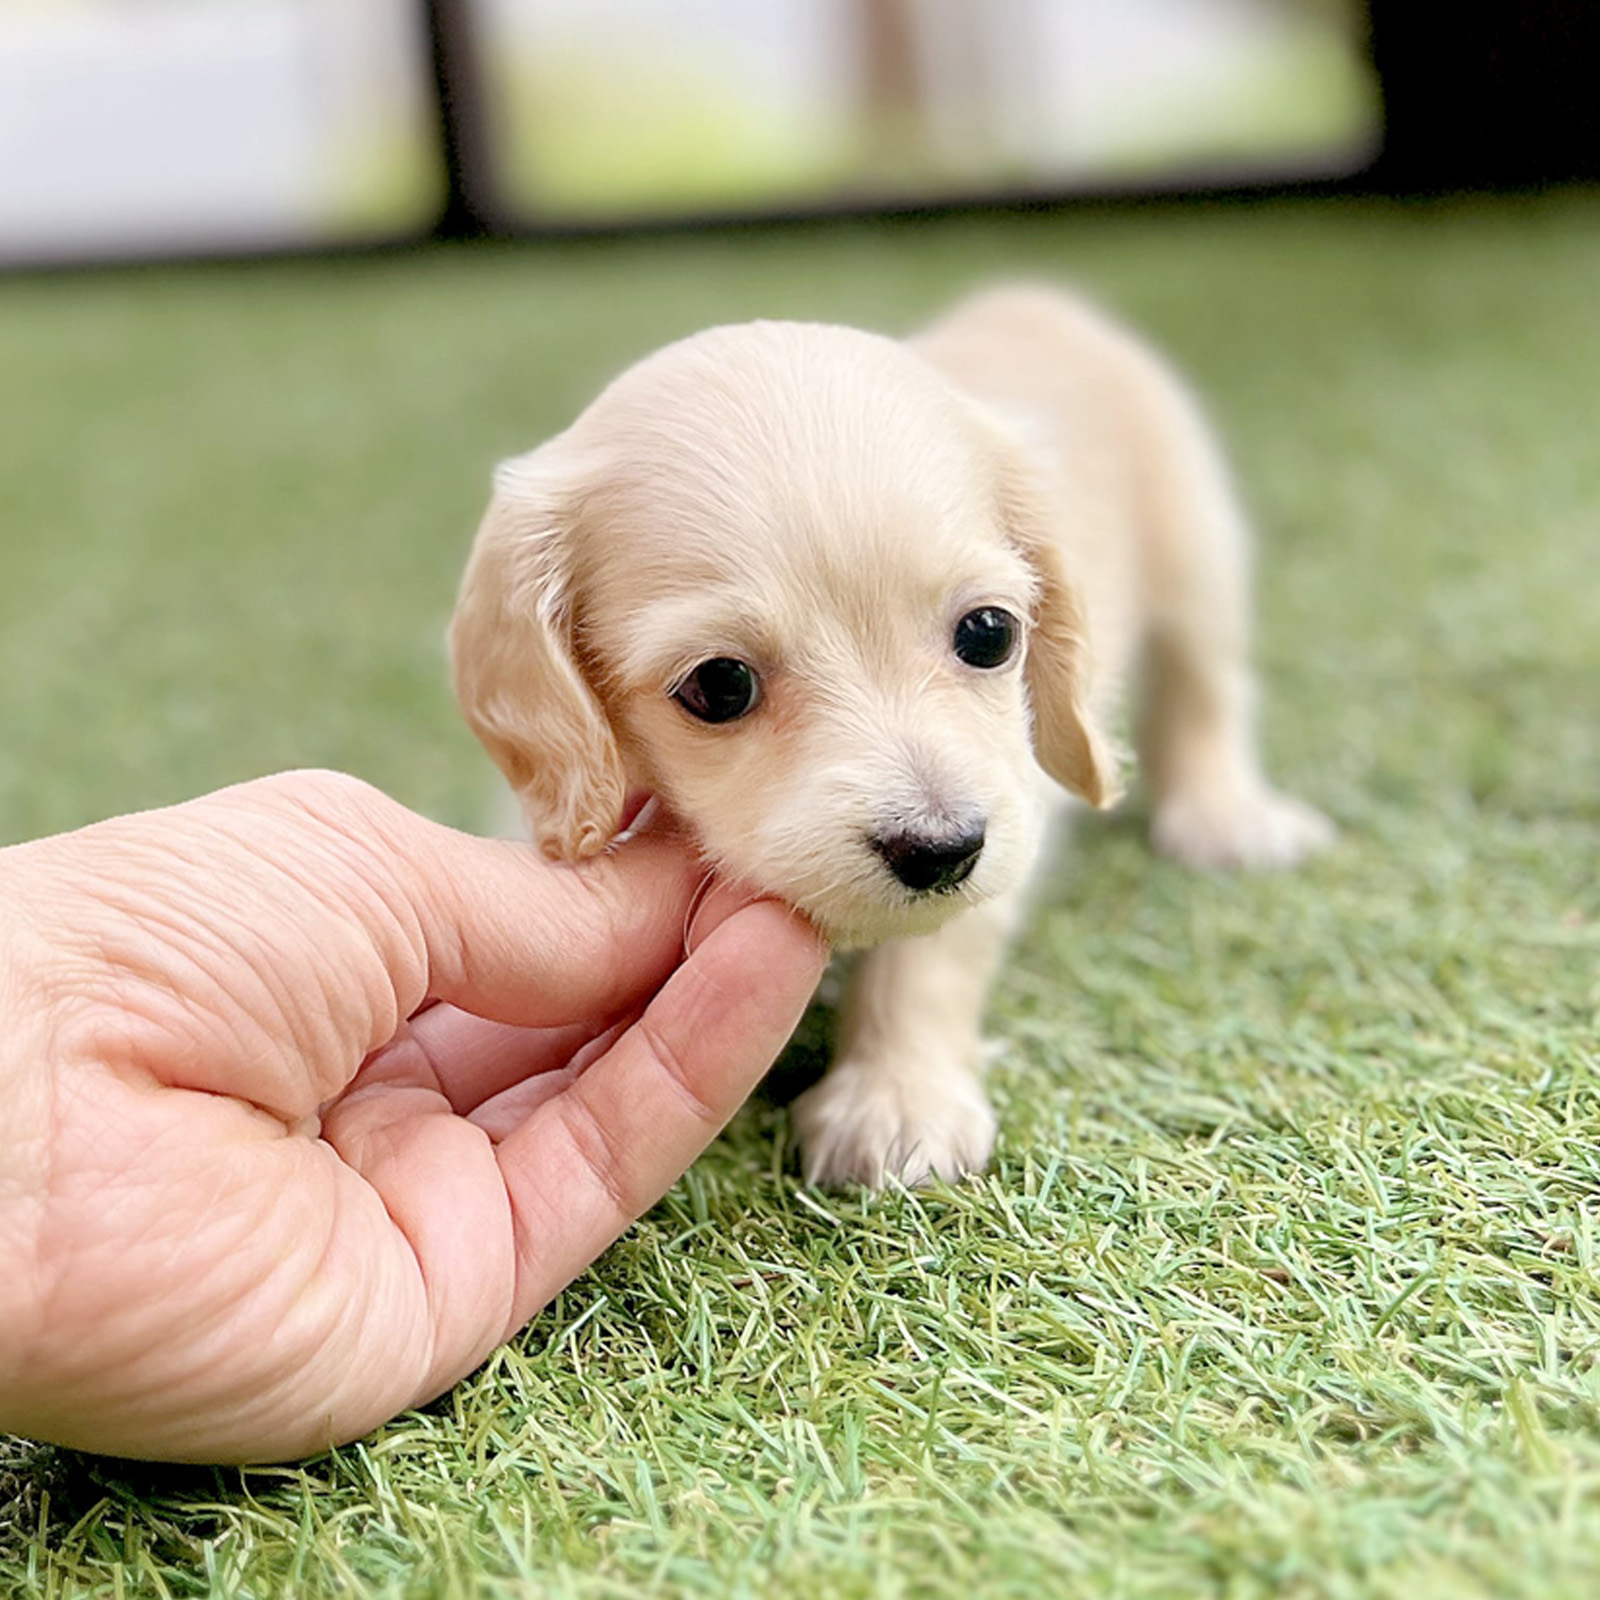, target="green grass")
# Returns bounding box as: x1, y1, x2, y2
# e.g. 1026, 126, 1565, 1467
3, 191, 1599, 1598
